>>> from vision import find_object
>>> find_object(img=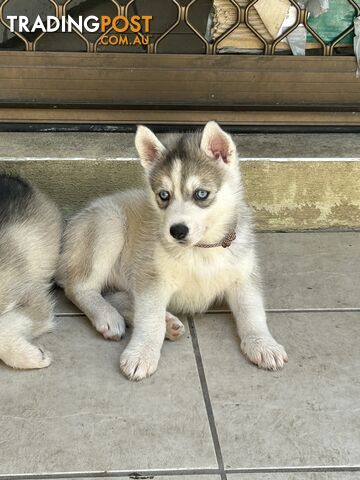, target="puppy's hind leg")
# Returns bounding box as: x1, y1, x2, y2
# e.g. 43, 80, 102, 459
68, 287, 126, 340
27, 288, 55, 338
165, 312, 185, 341
0, 310, 51, 369
105, 291, 134, 324
106, 291, 185, 341
63, 210, 127, 341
